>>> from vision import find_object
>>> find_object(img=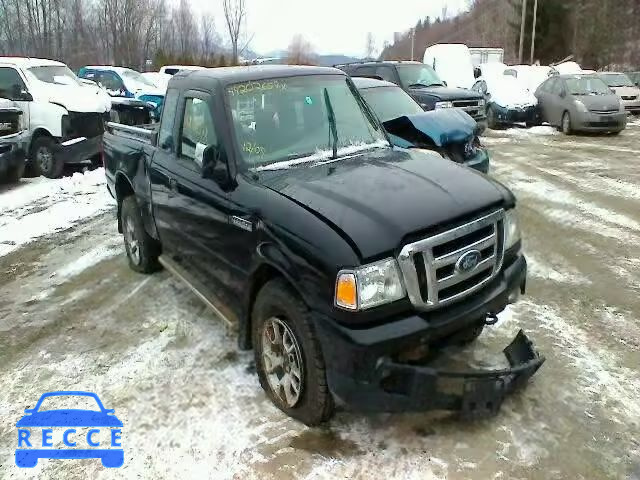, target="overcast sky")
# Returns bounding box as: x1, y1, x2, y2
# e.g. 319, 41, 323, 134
198, 0, 470, 57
